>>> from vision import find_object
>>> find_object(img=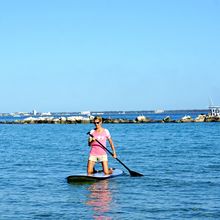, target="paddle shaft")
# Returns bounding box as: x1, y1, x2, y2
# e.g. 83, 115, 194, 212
87, 132, 134, 173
